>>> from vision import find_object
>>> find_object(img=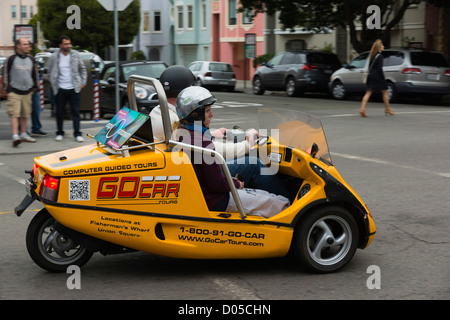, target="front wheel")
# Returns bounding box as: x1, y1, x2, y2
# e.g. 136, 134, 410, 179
331, 80, 347, 100
26, 209, 93, 272
291, 206, 359, 273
